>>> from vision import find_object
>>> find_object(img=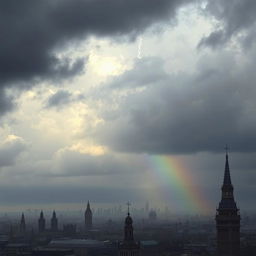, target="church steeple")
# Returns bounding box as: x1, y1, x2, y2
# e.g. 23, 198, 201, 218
118, 202, 140, 256
124, 202, 134, 241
